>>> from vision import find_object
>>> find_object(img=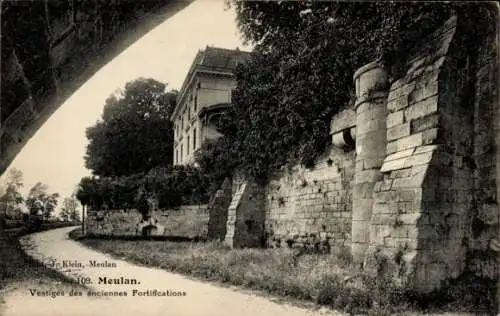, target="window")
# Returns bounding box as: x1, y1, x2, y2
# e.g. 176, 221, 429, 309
194, 95, 198, 111
193, 128, 196, 150
181, 117, 184, 129
175, 149, 178, 164
187, 136, 190, 155
180, 145, 183, 161
188, 106, 191, 121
